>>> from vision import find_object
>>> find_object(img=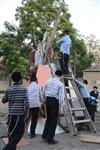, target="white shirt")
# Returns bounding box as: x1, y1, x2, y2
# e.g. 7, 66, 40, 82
27, 82, 42, 108
76, 80, 90, 98
44, 77, 65, 105
35, 50, 43, 65
57, 35, 72, 55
